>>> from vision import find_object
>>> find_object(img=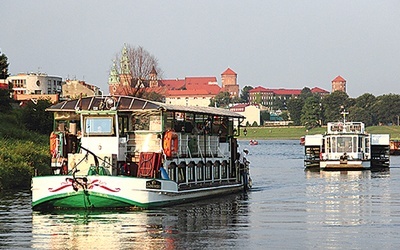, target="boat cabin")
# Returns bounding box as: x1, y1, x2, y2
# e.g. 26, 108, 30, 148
46, 95, 246, 187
